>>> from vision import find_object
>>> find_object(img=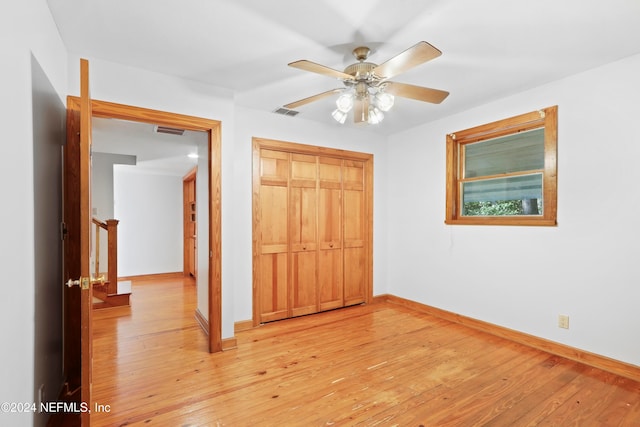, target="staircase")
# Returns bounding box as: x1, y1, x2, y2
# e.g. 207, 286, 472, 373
92, 218, 131, 309
93, 280, 131, 309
